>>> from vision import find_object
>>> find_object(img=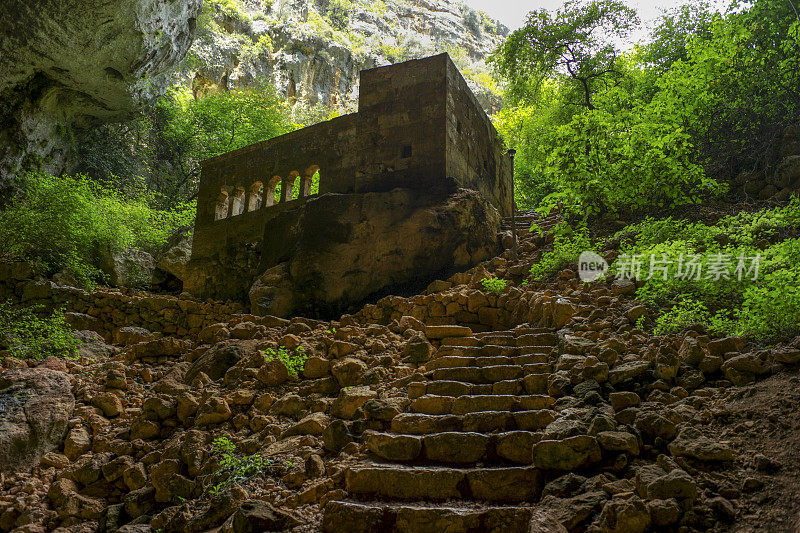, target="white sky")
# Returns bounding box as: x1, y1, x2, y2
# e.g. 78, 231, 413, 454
463, 0, 730, 44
